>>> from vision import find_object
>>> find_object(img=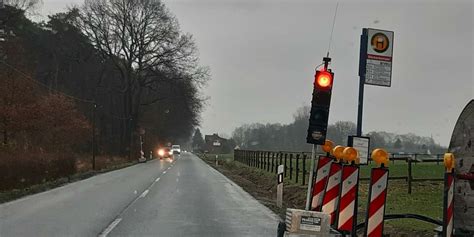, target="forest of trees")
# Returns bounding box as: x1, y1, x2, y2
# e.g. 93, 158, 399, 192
0, 0, 208, 190
232, 106, 446, 154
